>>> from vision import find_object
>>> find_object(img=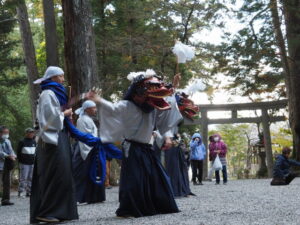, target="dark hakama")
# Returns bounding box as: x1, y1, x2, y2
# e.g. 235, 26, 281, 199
164, 145, 193, 197
30, 130, 78, 223
153, 142, 162, 161
72, 143, 105, 204
116, 140, 179, 217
